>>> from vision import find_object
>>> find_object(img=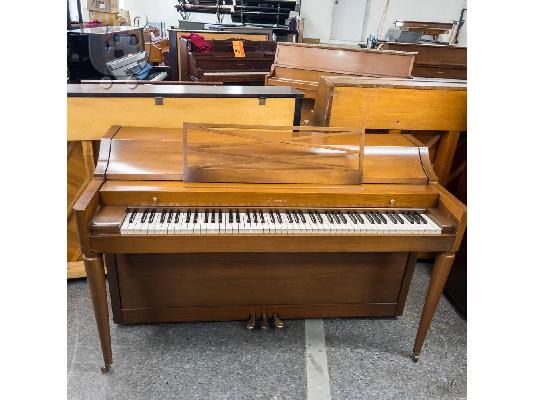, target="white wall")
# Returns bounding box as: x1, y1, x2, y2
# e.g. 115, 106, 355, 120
301, 0, 466, 46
